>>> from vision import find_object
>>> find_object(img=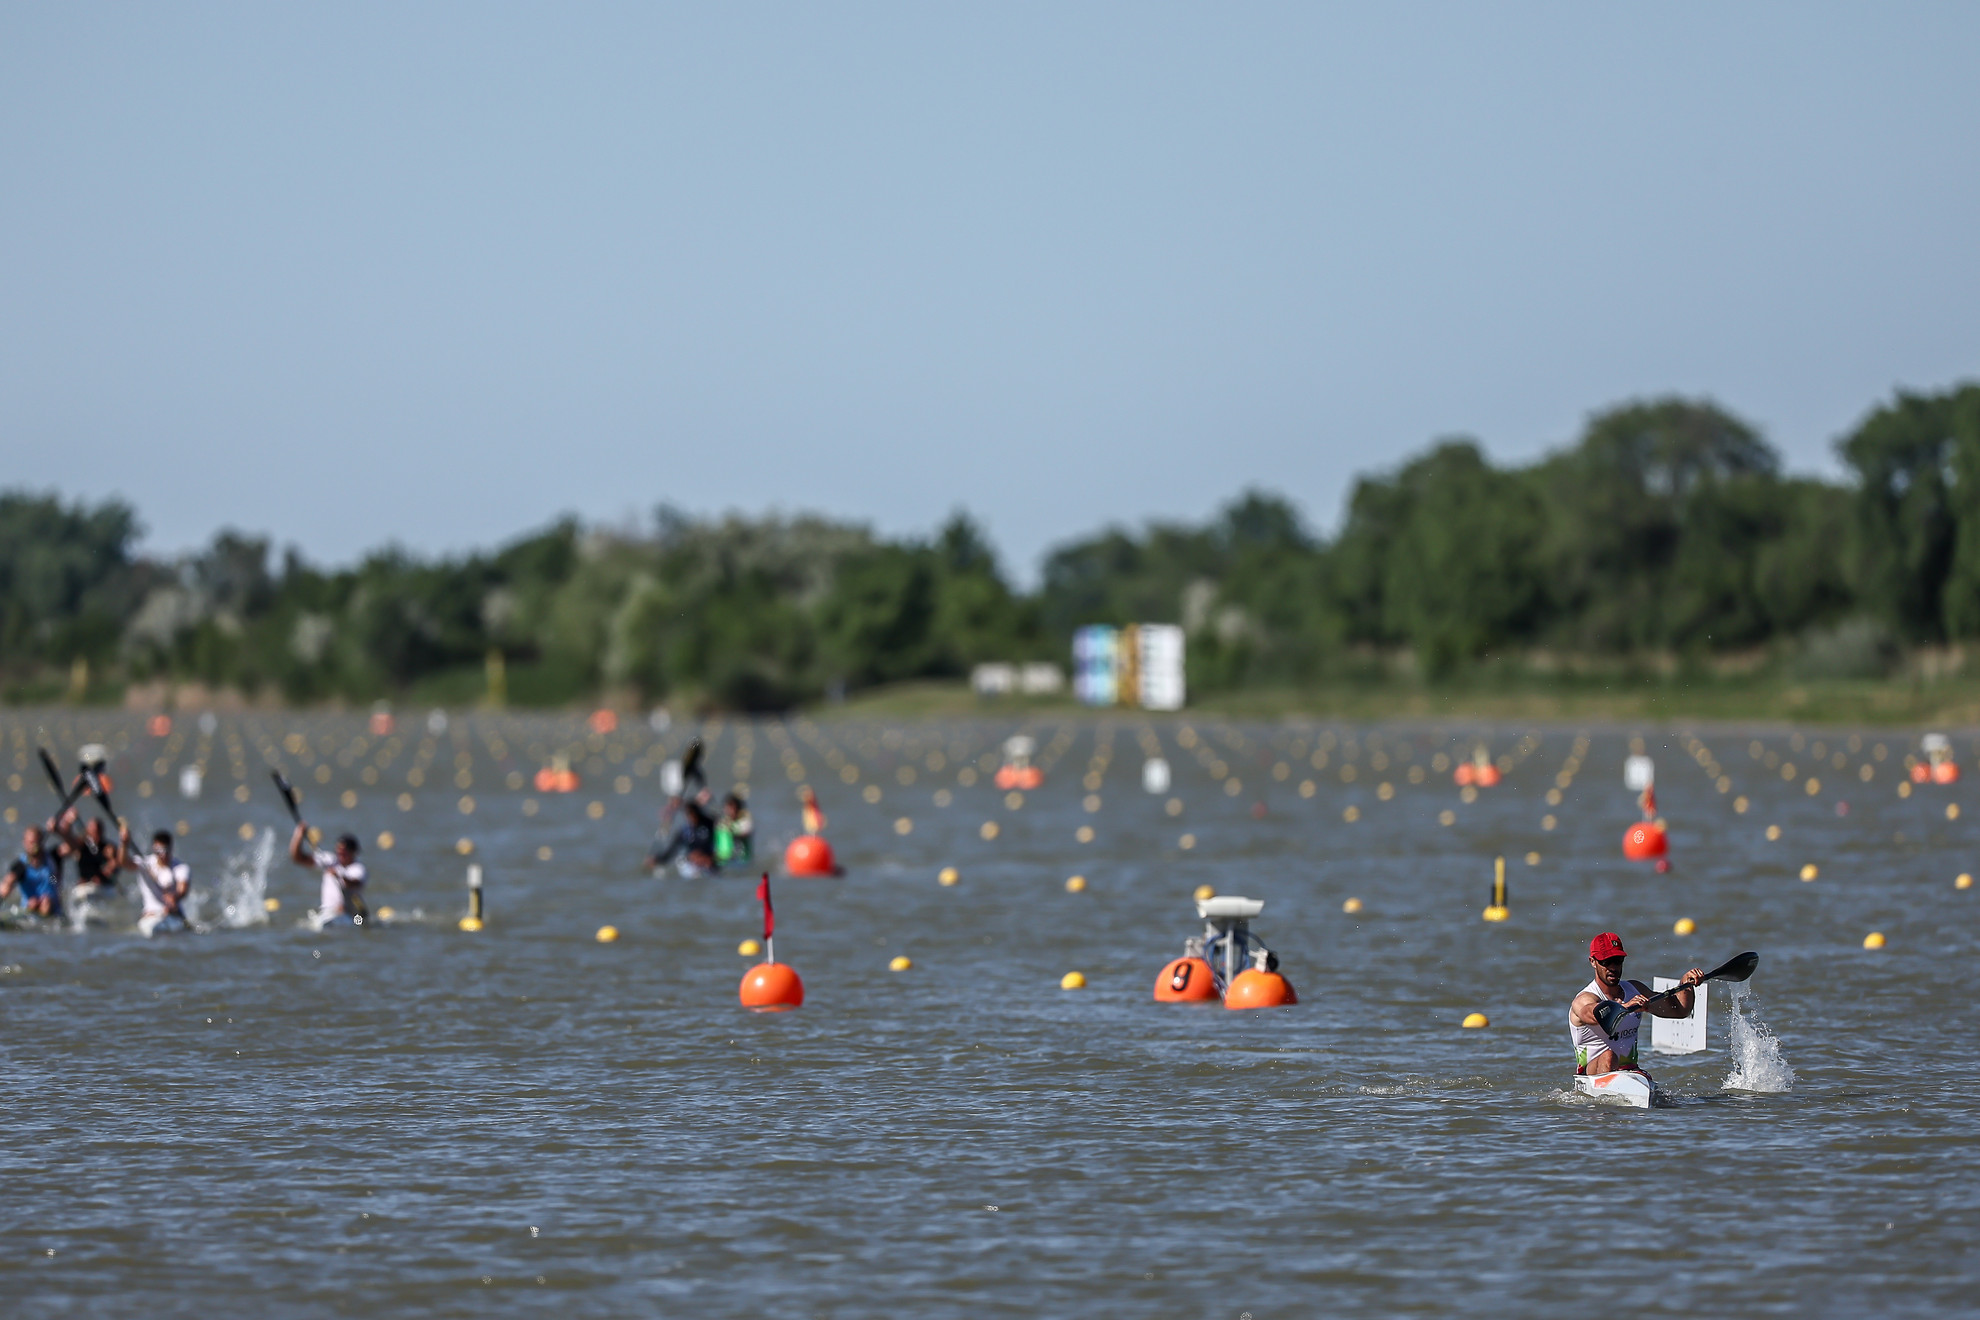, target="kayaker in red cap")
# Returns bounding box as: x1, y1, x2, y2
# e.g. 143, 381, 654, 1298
1569, 933, 1703, 1076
